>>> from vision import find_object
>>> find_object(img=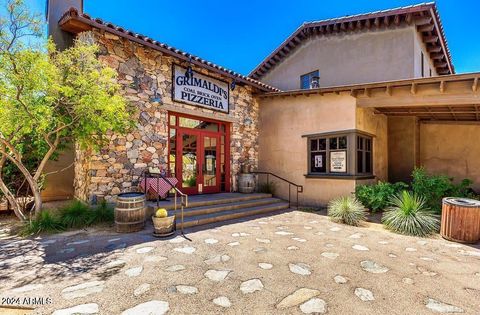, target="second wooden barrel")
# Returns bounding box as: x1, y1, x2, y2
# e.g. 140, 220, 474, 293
441, 197, 480, 244
238, 173, 255, 193
115, 192, 146, 233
